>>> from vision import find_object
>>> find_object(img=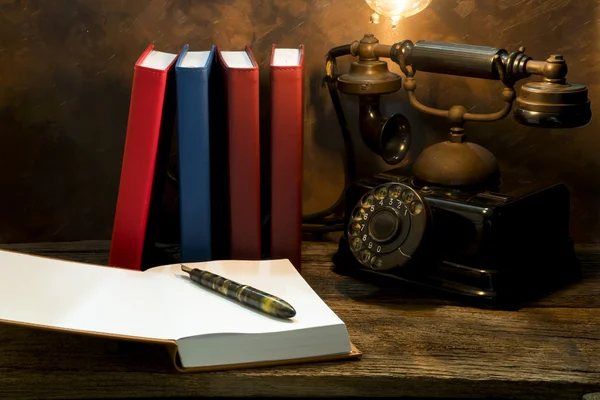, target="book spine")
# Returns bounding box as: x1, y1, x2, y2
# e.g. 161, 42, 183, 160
108, 46, 174, 270
175, 46, 214, 262
269, 45, 304, 271
208, 54, 231, 261
220, 47, 262, 260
